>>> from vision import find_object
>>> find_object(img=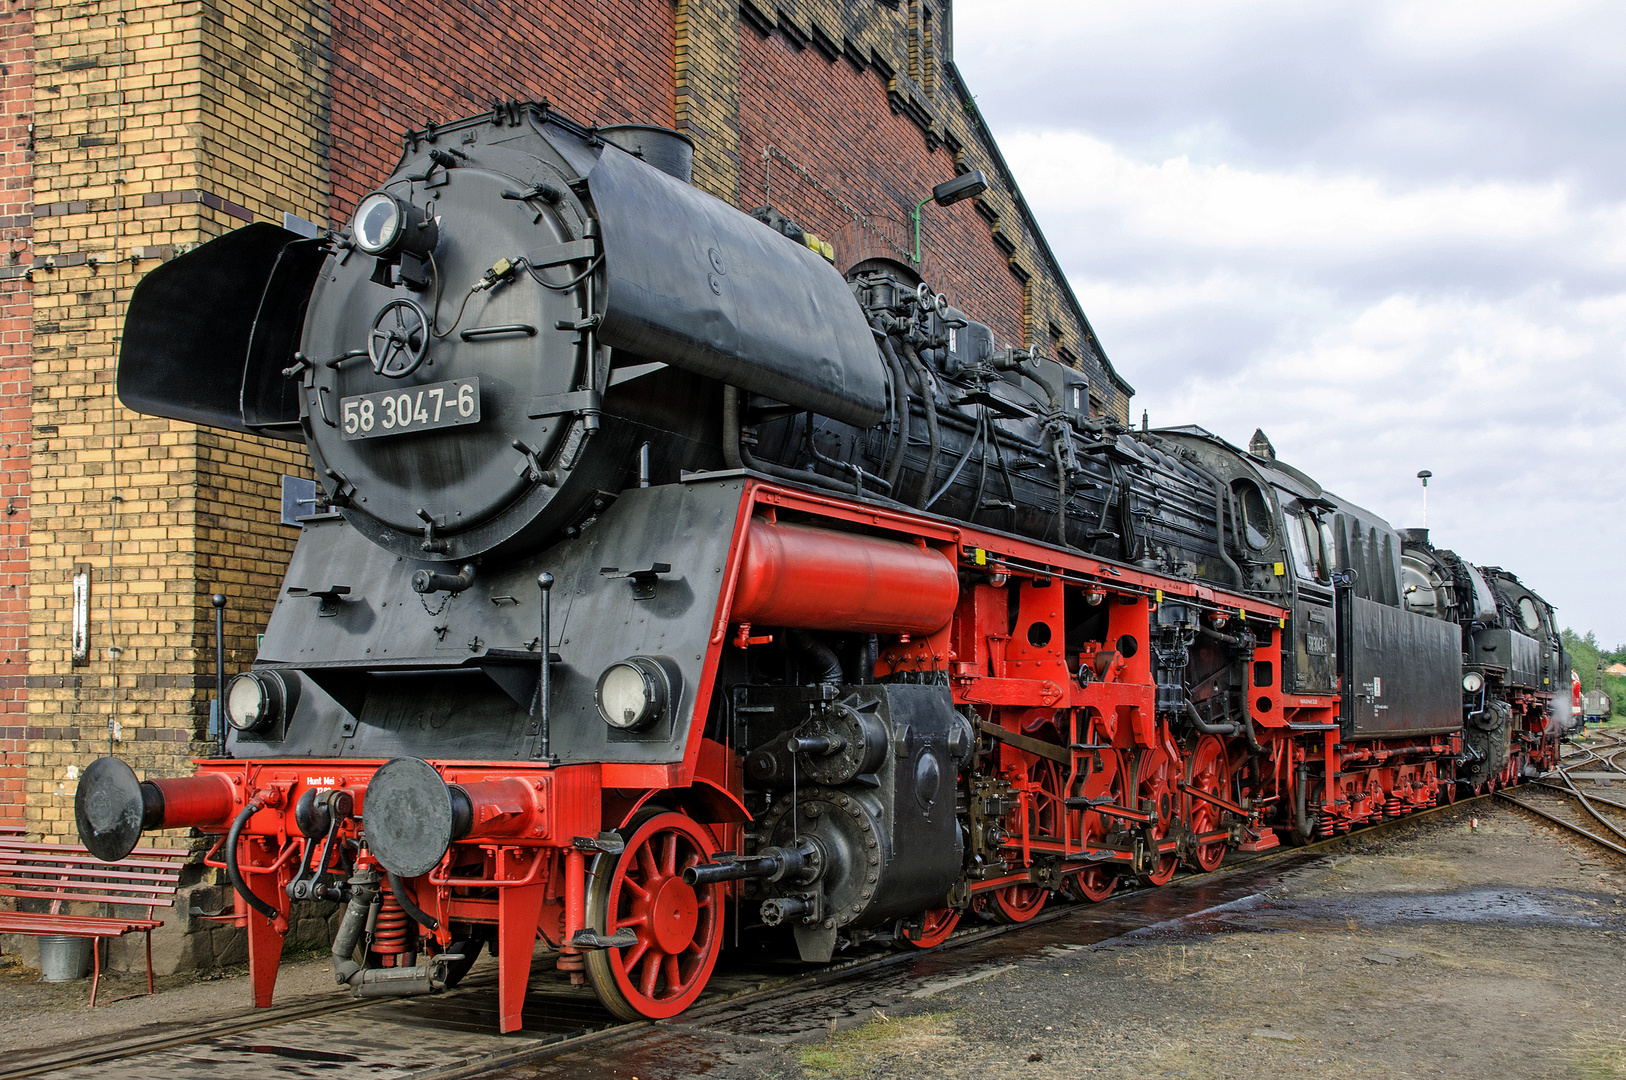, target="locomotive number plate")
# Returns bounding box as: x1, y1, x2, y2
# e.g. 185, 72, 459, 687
340, 378, 480, 440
